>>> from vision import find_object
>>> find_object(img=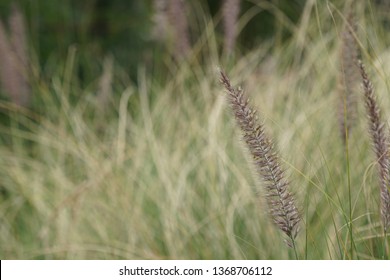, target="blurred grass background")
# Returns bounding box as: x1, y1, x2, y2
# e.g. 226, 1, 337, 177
1, 0, 390, 259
